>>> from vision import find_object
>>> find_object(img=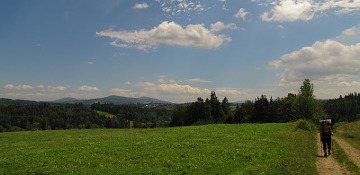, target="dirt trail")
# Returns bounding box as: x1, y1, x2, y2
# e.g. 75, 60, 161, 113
333, 136, 360, 168
316, 134, 351, 175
